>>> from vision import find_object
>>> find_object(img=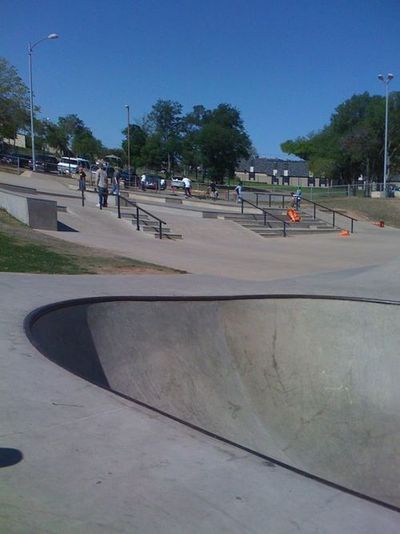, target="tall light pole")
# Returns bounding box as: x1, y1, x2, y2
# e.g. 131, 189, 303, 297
28, 33, 59, 172
378, 73, 394, 196
125, 105, 131, 184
